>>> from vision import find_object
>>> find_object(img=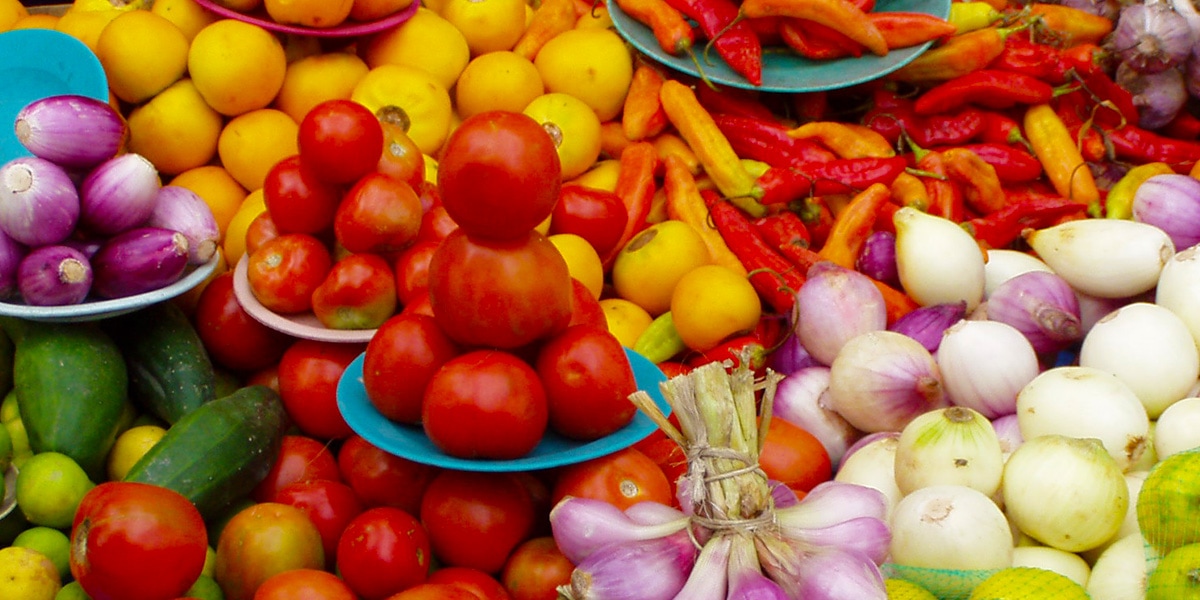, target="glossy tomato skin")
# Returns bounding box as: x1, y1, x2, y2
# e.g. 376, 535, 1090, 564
216, 503, 326, 600
193, 271, 293, 373
337, 434, 442, 515
253, 568, 357, 600
549, 184, 628, 258
759, 416, 833, 494
298, 98, 384, 185
550, 447, 673, 511
420, 470, 537, 574
393, 239, 440, 306
428, 229, 572, 349
335, 173, 424, 254
566, 278, 607, 330
436, 111, 562, 241
535, 324, 638, 440
70, 482, 208, 600
274, 479, 365, 570
427, 567, 512, 600
501, 536, 574, 600
277, 339, 366, 440
262, 154, 343, 235
246, 233, 334, 314
337, 507, 433, 600
244, 211, 281, 258
311, 252, 398, 330
251, 434, 341, 503
384, 583, 482, 600
415, 203, 458, 245
377, 106, 427, 191
422, 350, 548, 460
401, 288, 435, 318
362, 312, 460, 424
